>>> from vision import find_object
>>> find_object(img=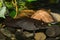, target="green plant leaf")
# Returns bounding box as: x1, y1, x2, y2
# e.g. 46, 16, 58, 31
0, 6, 6, 18
0, 2, 2, 8
5, 2, 13, 9
9, 11, 16, 18
26, 0, 36, 2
